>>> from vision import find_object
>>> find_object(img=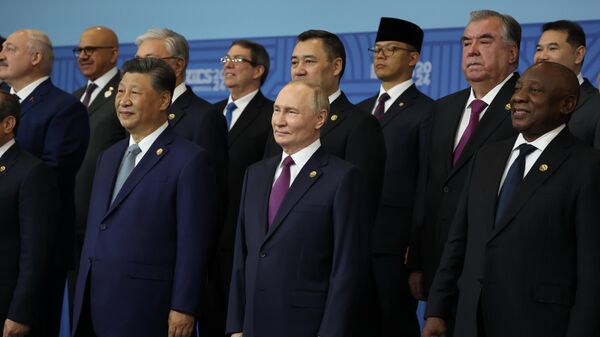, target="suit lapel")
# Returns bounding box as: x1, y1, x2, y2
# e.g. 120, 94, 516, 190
86, 73, 120, 114
0, 143, 21, 178
321, 92, 352, 138
439, 90, 470, 176
490, 130, 574, 239
168, 88, 193, 127
19, 79, 52, 118
229, 91, 267, 146
380, 84, 420, 128
575, 79, 595, 111
263, 148, 326, 243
